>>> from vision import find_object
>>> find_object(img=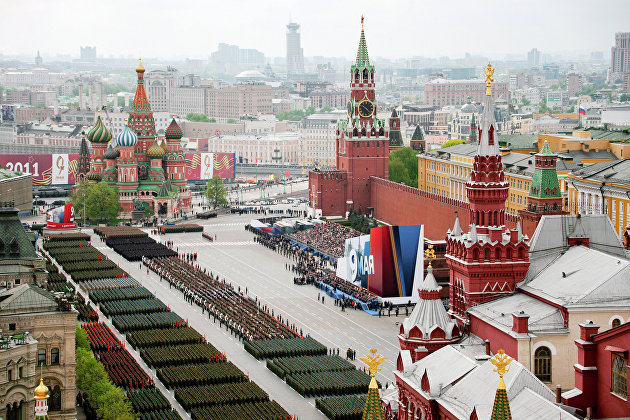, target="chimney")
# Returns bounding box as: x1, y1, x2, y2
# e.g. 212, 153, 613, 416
555, 385, 562, 403
512, 311, 529, 334
485, 340, 491, 355
579, 320, 600, 341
